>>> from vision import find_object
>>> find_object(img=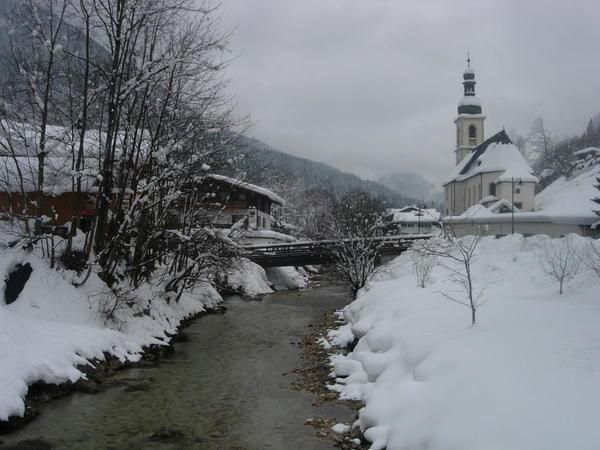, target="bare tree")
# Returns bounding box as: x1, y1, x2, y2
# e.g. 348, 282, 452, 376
409, 241, 436, 288
582, 237, 600, 278
541, 235, 582, 295
526, 117, 553, 164
414, 231, 485, 325
0, 0, 244, 319
315, 190, 385, 296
